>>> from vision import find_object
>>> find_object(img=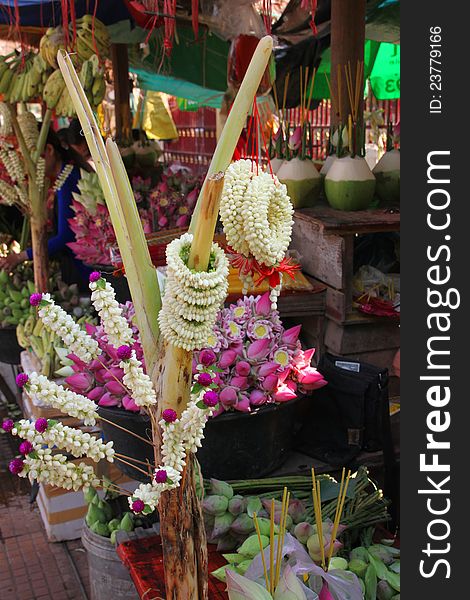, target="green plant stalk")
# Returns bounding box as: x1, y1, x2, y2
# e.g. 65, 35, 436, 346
34, 108, 52, 162
189, 35, 273, 233
57, 51, 161, 368
19, 217, 30, 251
